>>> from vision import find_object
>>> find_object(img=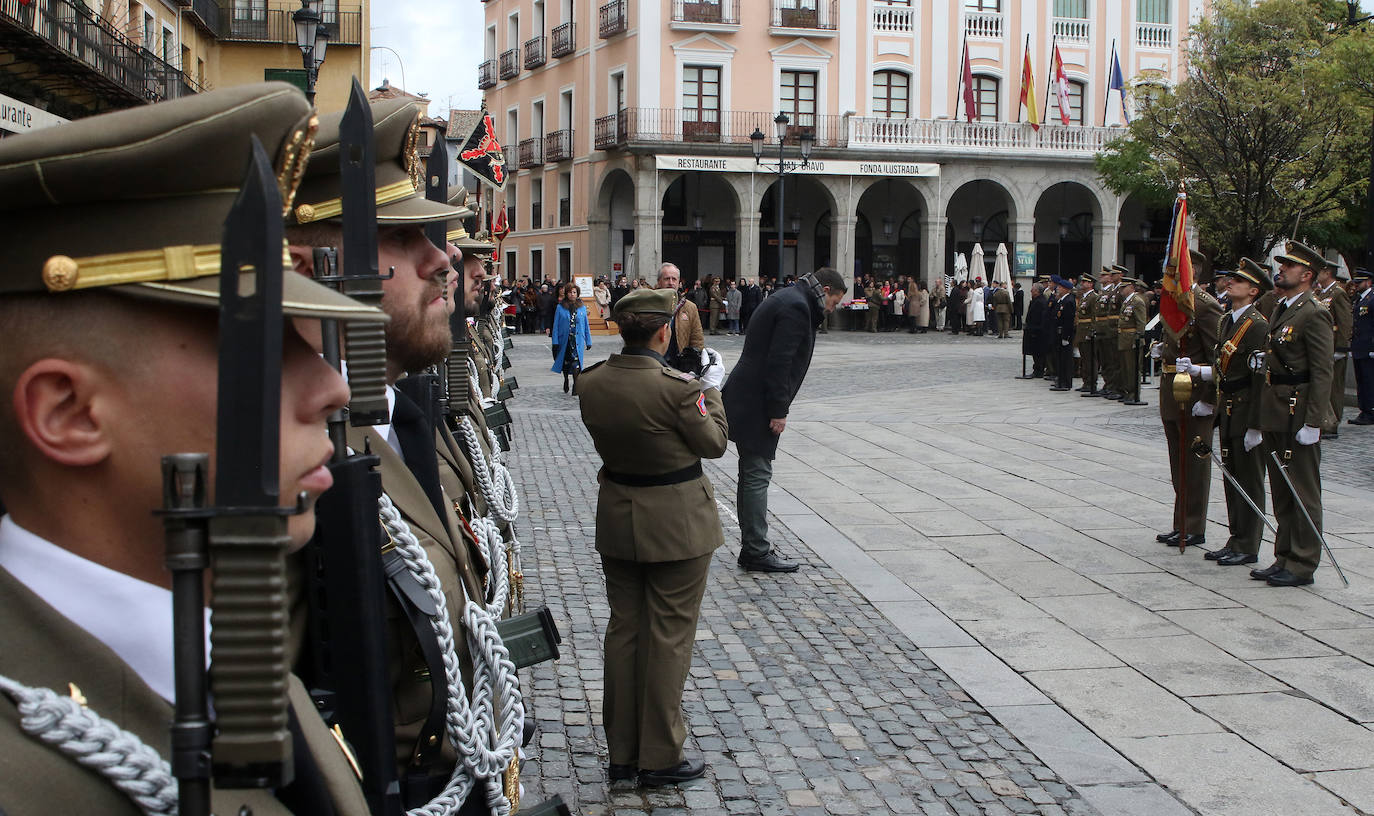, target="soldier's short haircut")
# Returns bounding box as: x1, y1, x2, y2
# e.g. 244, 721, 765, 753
617, 312, 672, 346
813, 267, 848, 294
